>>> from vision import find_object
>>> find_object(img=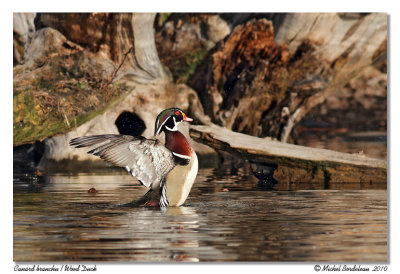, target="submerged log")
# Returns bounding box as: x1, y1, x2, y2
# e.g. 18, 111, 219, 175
189, 125, 387, 184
